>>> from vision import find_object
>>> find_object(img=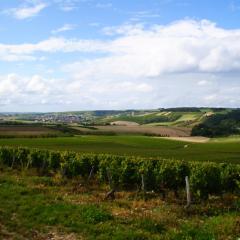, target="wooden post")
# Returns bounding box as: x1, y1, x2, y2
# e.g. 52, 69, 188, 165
141, 174, 147, 200
87, 166, 94, 182
105, 169, 116, 200
11, 153, 15, 169
185, 176, 191, 208
106, 169, 112, 188
141, 174, 145, 193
